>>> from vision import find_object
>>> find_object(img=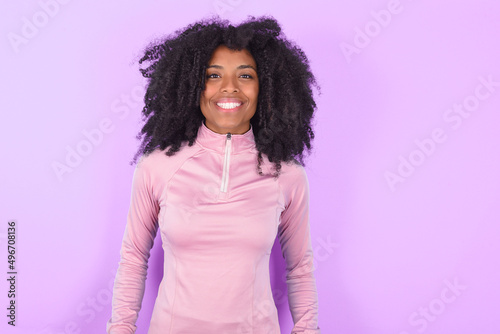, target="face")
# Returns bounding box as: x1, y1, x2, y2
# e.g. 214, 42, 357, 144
199, 45, 259, 135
